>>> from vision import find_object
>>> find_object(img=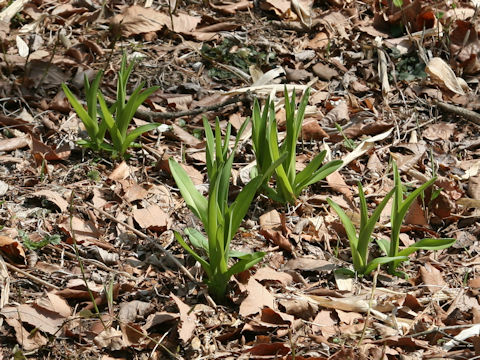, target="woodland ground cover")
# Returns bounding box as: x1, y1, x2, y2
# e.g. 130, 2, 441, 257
0, 0, 479, 359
